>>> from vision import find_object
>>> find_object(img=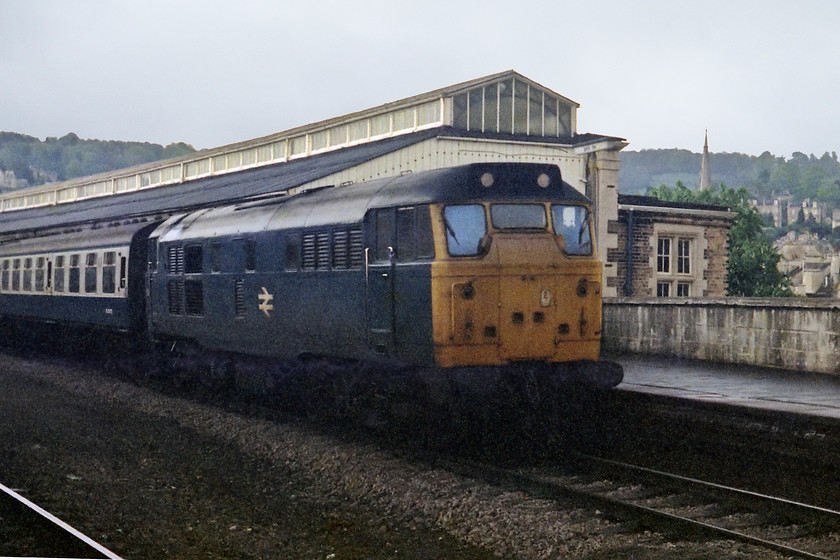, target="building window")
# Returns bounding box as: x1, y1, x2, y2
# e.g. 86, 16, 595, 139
452, 77, 572, 137
656, 235, 696, 297
657, 238, 671, 273
677, 238, 691, 274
